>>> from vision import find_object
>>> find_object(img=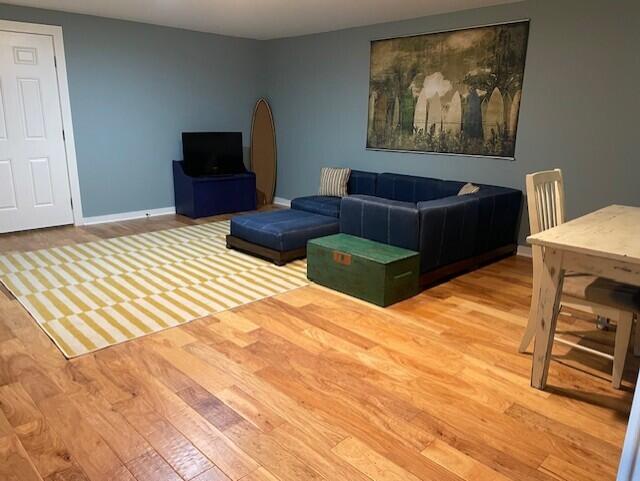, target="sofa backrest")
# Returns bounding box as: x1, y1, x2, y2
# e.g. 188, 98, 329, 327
340, 195, 419, 251
375, 173, 465, 203
347, 170, 378, 196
